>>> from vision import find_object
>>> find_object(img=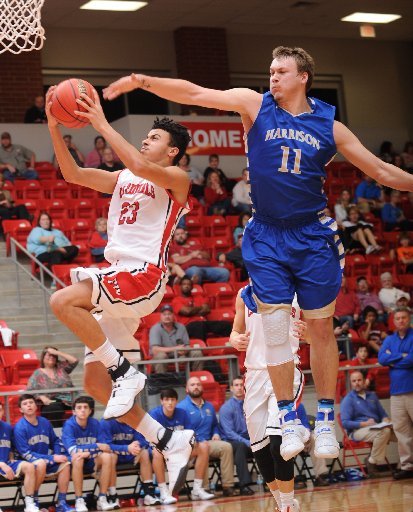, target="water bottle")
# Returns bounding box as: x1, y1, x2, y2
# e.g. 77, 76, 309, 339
256, 472, 264, 493
209, 481, 216, 493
